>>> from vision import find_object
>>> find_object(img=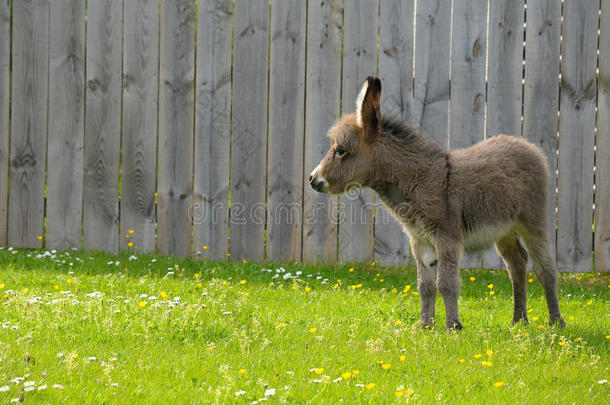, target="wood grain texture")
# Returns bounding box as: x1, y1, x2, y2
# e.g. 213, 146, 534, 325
267, 0, 306, 262
302, 0, 343, 263
523, 0, 561, 269
450, 0, 488, 269
83, 0, 122, 253
194, 0, 233, 260
596, 0, 610, 272
375, 0, 414, 266
556, 0, 597, 272
121, 0, 159, 253
413, 0, 451, 147
0, 0, 9, 245
158, 0, 195, 258
339, 0, 377, 263
484, 0, 525, 269
230, 0, 269, 262
9, 0, 49, 248
47, 0, 85, 251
